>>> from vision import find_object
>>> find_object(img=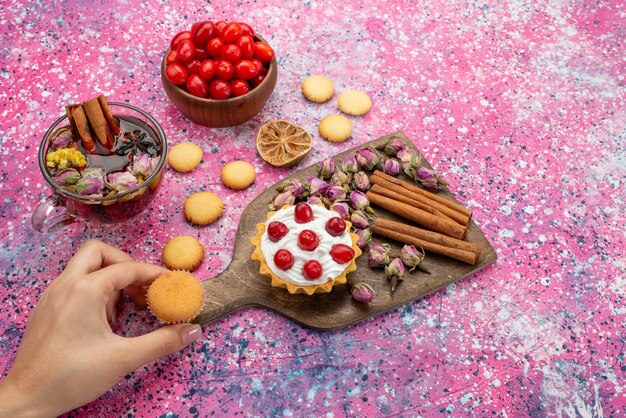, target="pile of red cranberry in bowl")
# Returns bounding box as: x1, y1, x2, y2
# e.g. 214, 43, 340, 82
164, 21, 275, 100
